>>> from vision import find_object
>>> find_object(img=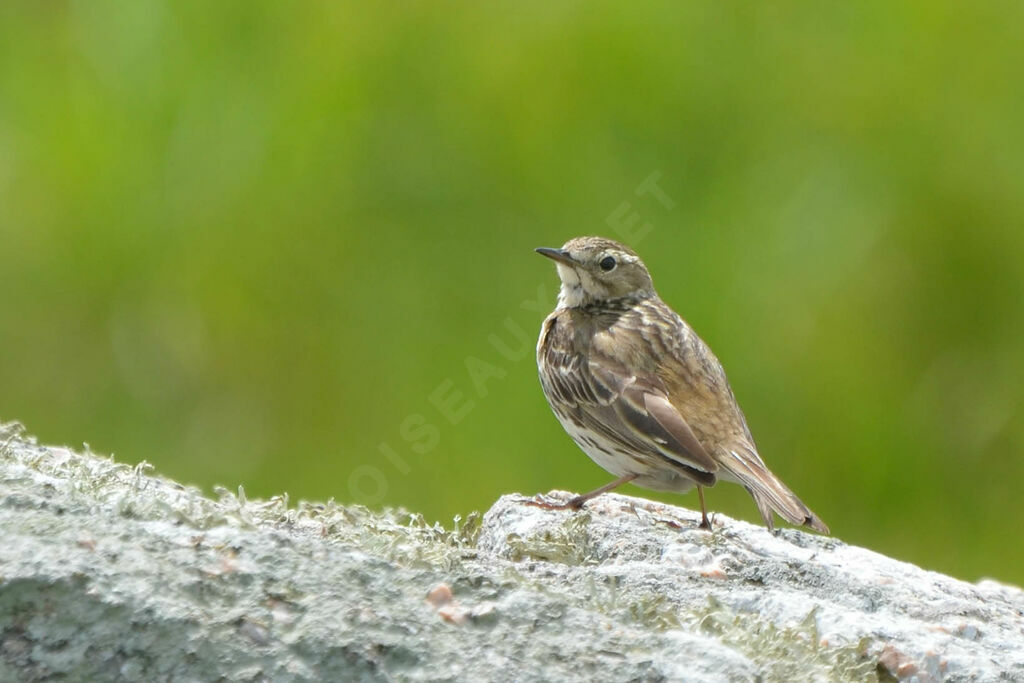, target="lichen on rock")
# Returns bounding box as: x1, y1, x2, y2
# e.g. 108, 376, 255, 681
1, 421, 1022, 681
